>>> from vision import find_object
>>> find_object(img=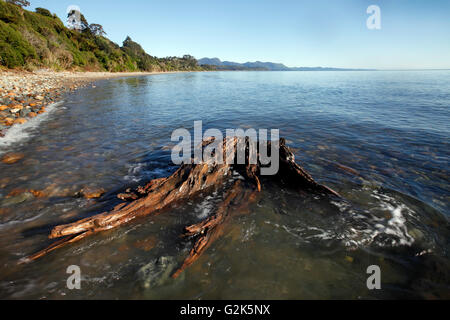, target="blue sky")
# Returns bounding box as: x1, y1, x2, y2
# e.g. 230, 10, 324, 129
29, 0, 450, 69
